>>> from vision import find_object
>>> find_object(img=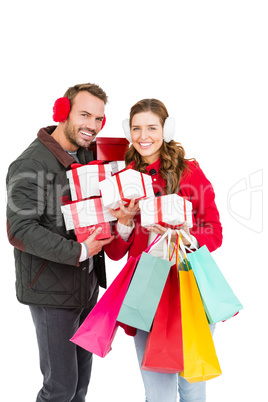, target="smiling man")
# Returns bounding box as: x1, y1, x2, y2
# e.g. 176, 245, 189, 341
6, 83, 113, 402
